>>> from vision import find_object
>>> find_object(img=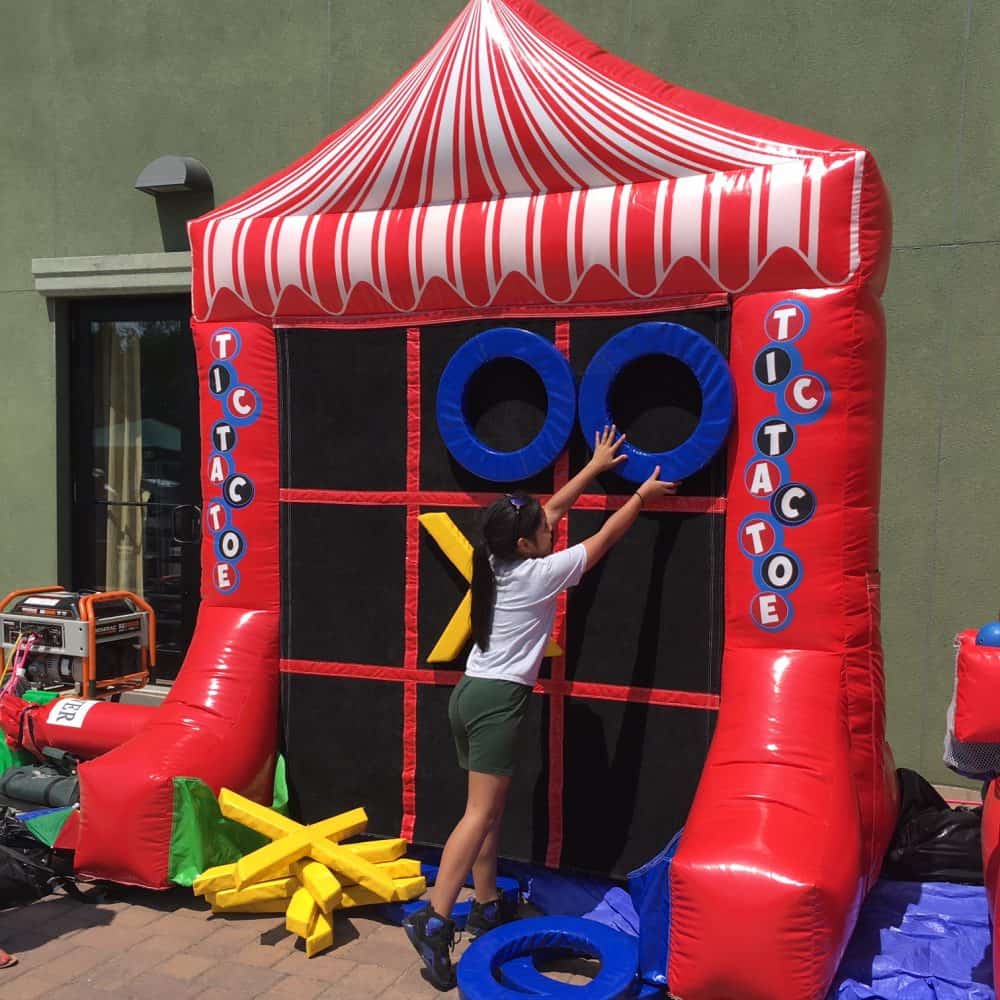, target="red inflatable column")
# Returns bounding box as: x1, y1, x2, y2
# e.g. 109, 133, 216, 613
668, 286, 896, 1000
73, 321, 280, 887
